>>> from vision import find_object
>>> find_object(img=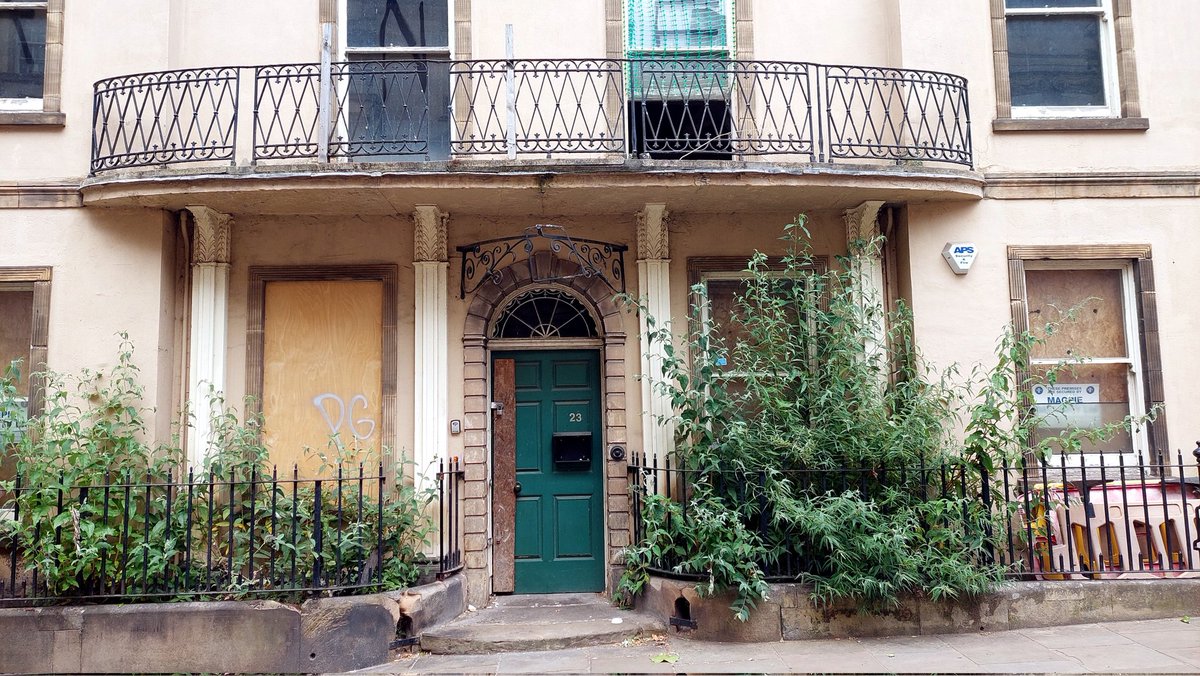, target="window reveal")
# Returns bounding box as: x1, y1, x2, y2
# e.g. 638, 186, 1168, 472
1025, 264, 1143, 455
1002, 0, 1120, 118
0, 1, 46, 107
626, 0, 735, 159
341, 0, 451, 159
